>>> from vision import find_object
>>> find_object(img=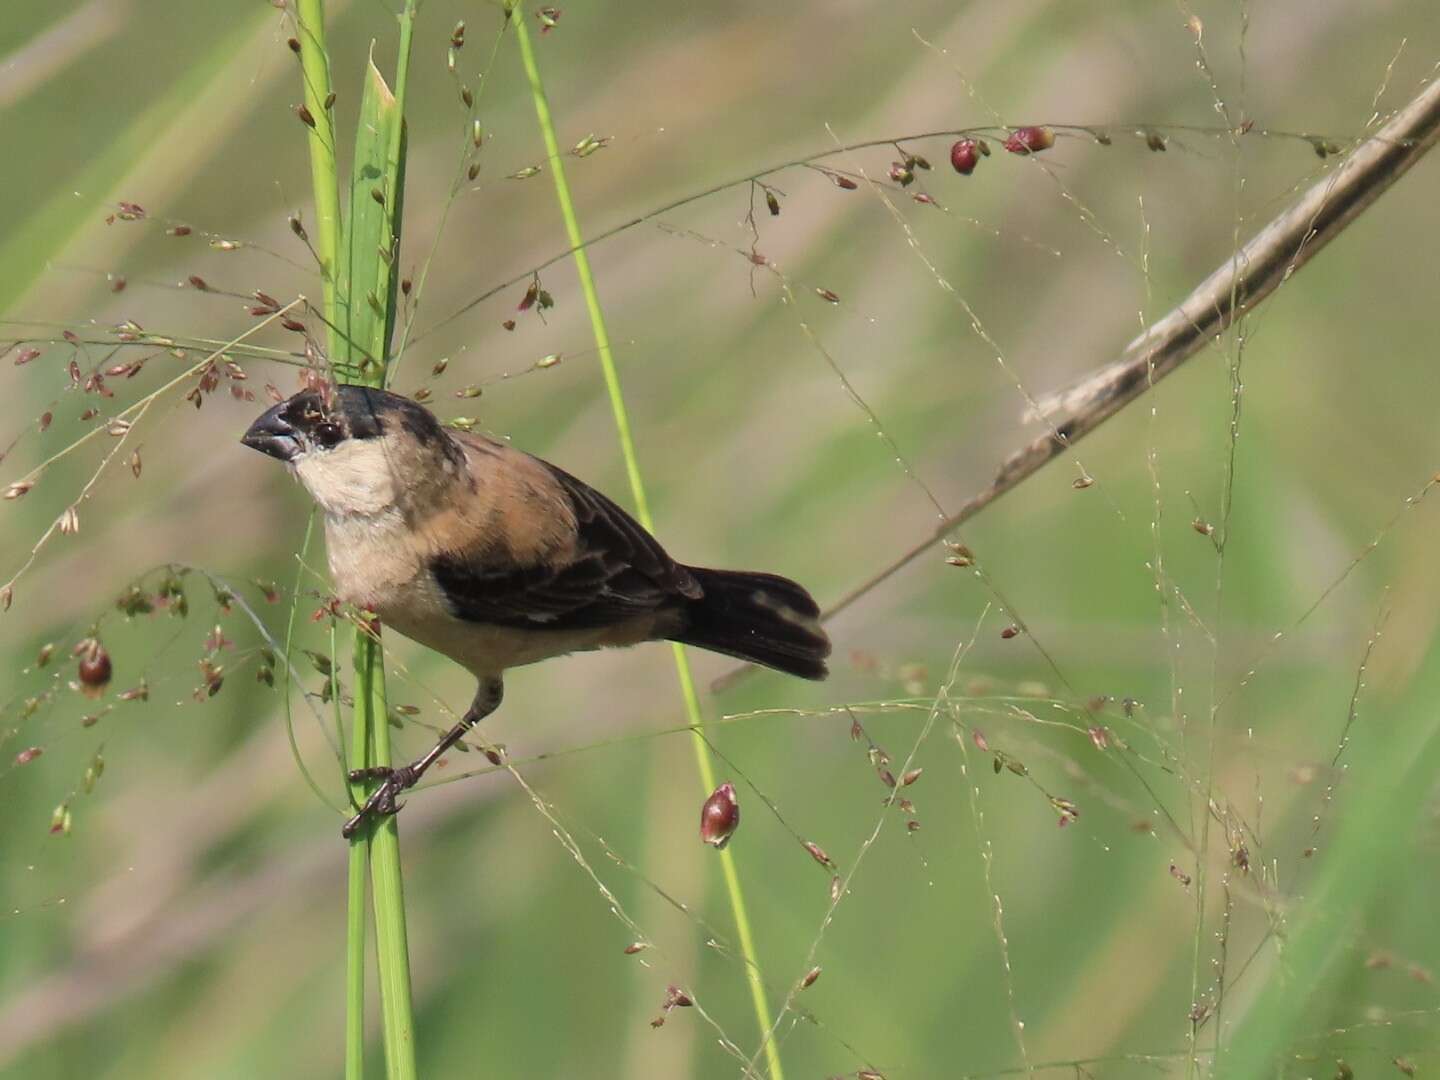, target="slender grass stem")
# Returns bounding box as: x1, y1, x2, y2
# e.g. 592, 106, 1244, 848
511, 8, 785, 1078
344, 625, 372, 1080
280, 512, 341, 813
